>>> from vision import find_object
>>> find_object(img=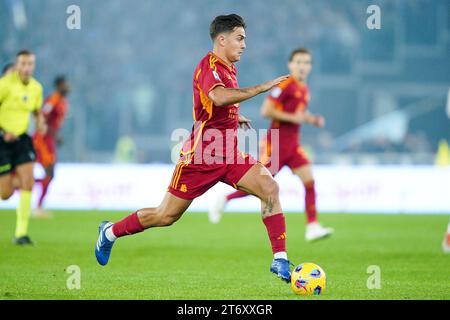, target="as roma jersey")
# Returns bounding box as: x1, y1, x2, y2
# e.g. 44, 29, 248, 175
181, 52, 240, 161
